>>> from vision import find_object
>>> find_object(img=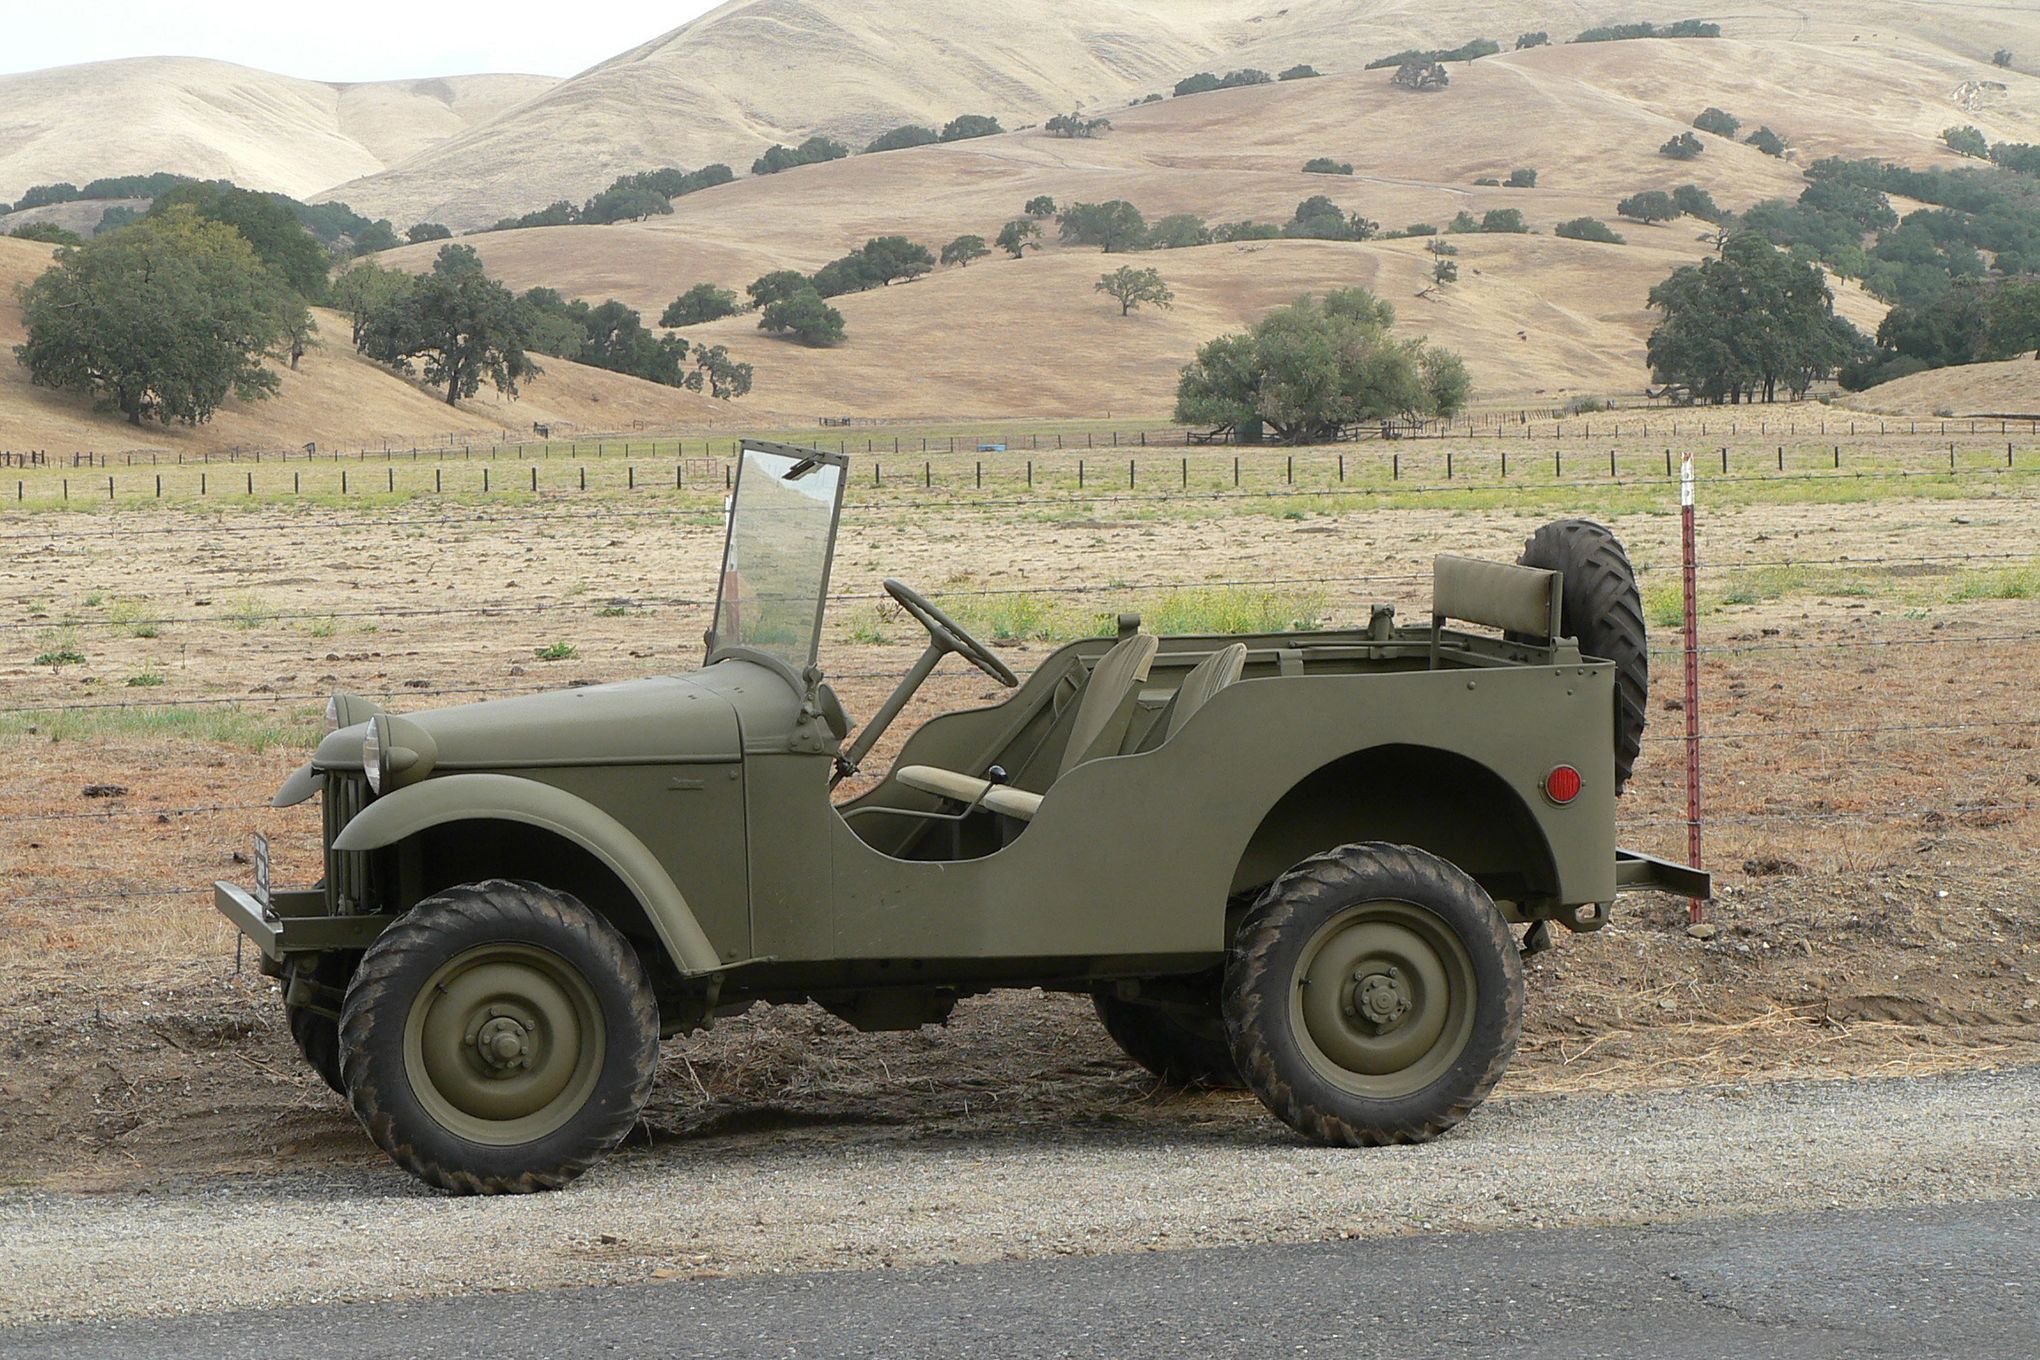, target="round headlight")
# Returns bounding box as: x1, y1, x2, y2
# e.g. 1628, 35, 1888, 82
362, 719, 384, 794
325, 694, 342, 733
